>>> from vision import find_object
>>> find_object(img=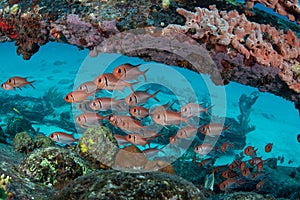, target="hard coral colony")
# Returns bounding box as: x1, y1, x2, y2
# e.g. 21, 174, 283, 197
0, 0, 299, 199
